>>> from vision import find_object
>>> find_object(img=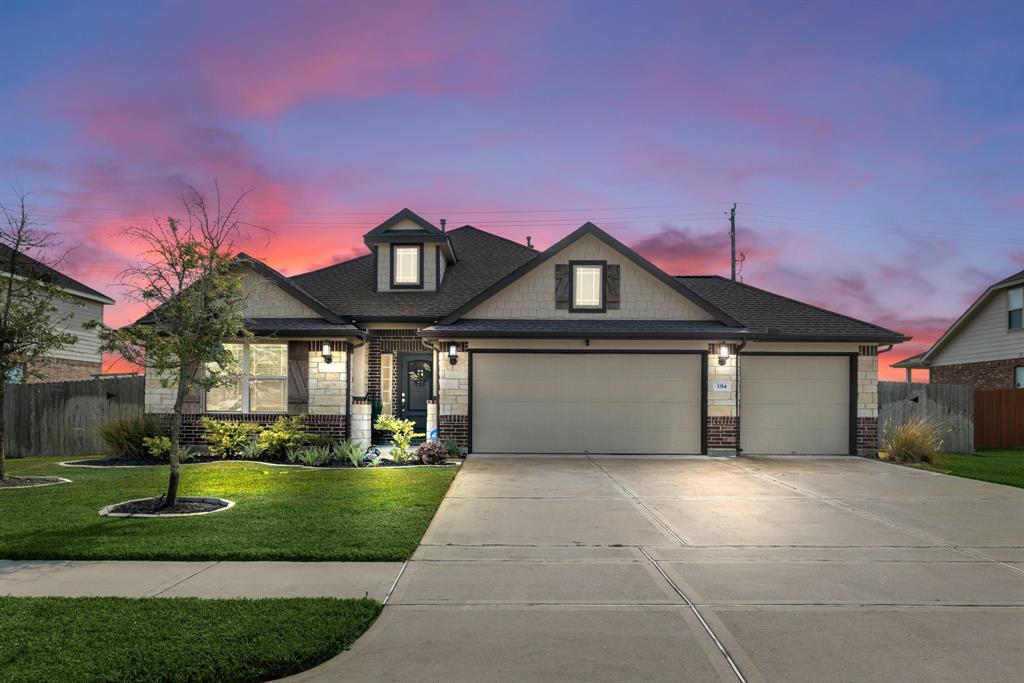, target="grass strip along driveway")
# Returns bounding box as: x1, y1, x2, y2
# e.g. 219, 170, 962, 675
1, 456, 456, 561
0, 596, 381, 683
913, 448, 1024, 489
